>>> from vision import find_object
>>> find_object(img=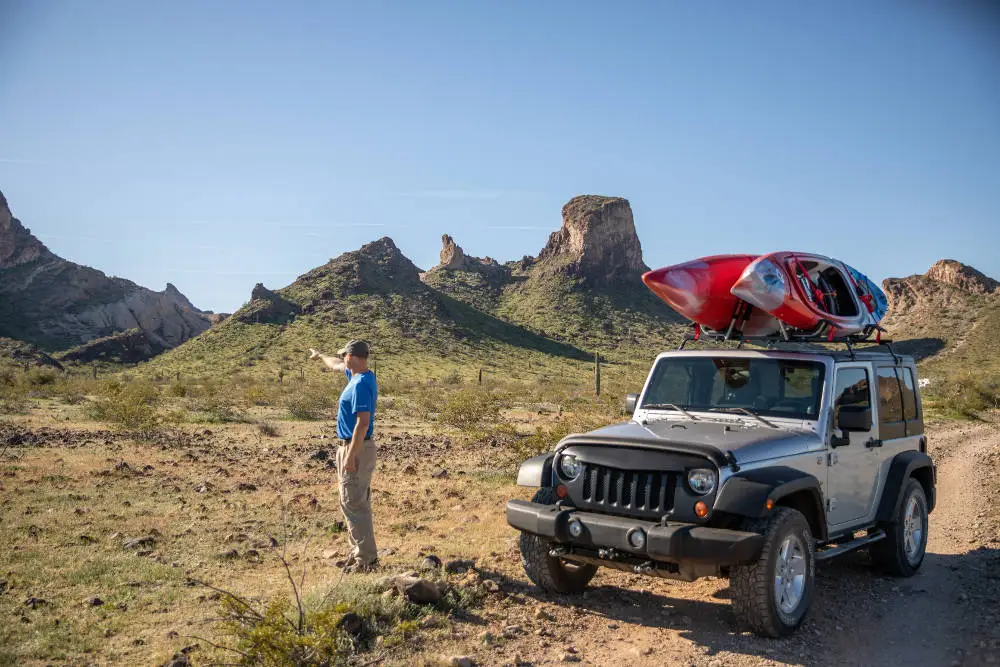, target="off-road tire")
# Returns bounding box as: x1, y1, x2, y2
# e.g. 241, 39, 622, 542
518, 488, 597, 594
730, 507, 816, 638
870, 478, 928, 577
